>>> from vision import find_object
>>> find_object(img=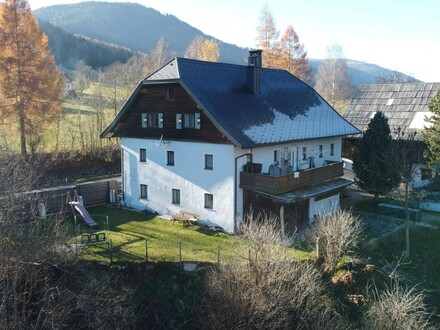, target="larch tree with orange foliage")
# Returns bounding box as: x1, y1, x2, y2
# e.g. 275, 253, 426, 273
256, 5, 279, 68
278, 25, 312, 84
184, 36, 220, 62
256, 6, 312, 84
0, 0, 63, 154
